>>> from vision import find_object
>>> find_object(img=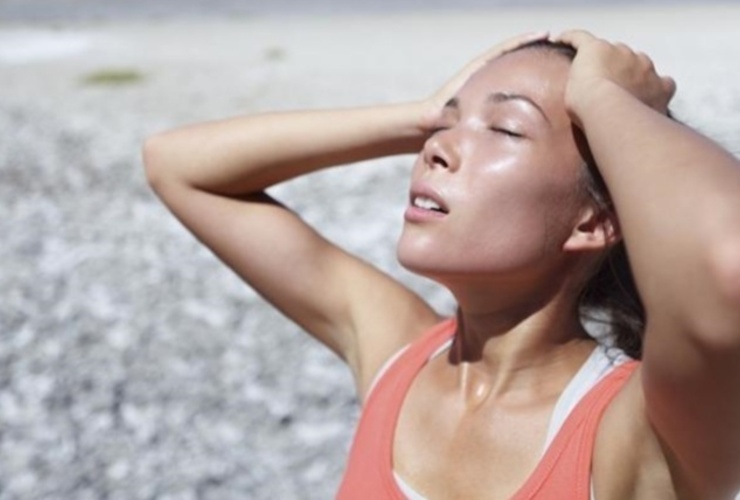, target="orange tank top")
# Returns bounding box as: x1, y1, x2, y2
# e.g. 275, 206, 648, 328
336, 318, 639, 499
